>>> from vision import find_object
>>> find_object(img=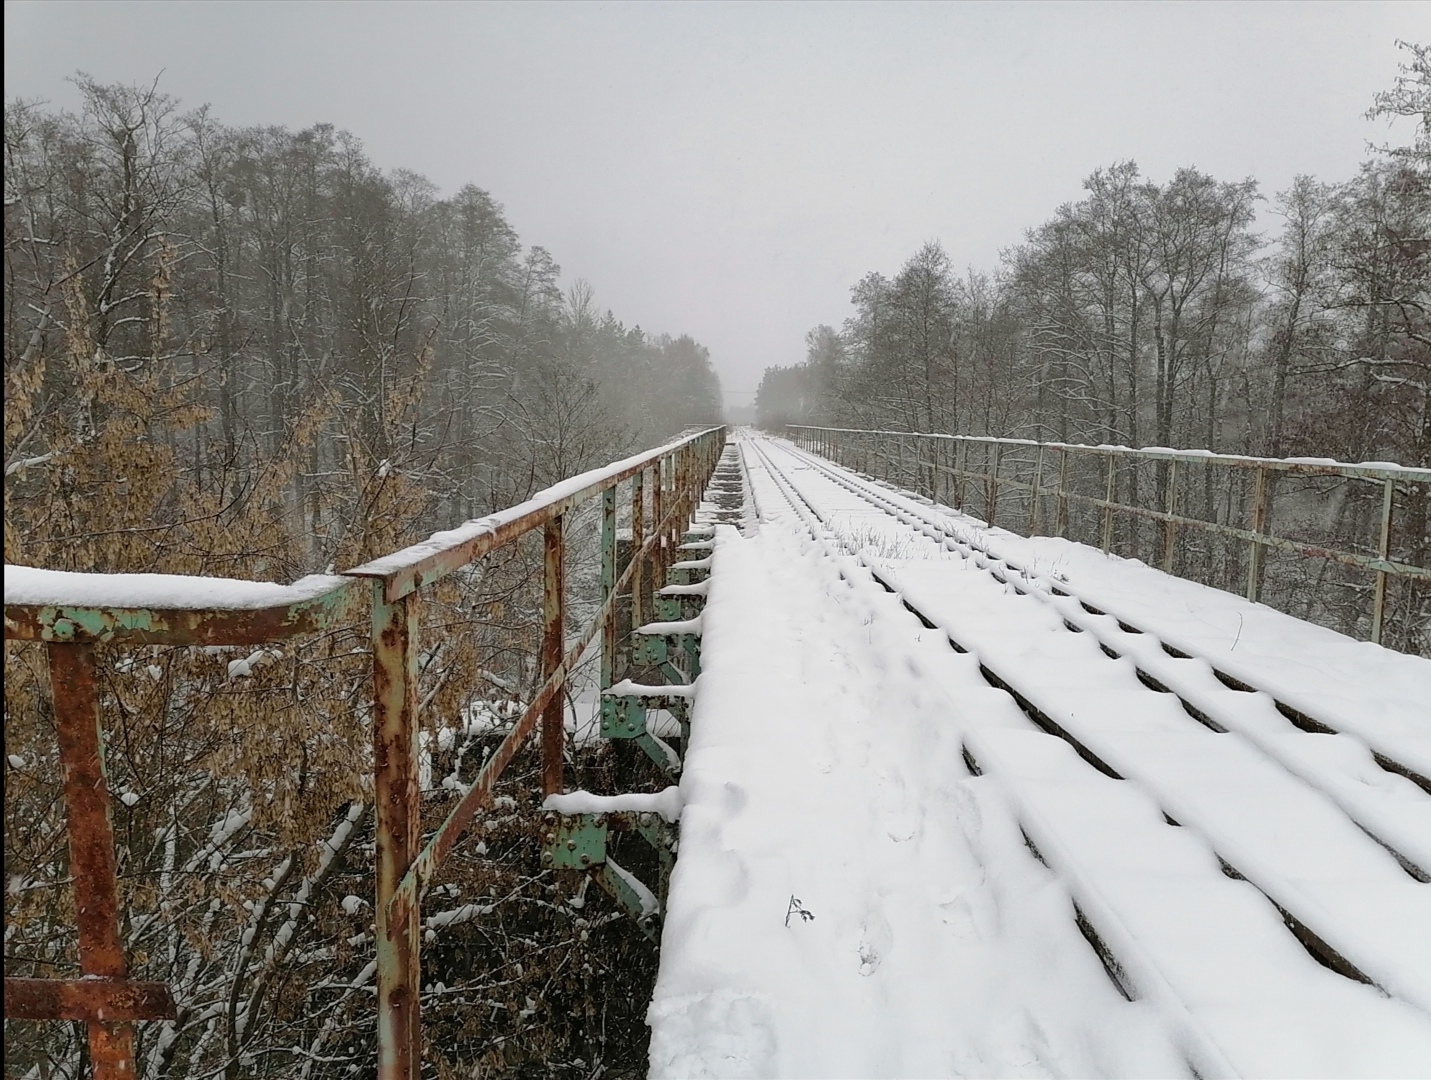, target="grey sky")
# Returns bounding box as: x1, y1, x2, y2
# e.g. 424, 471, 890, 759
6, 1, 1427, 409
